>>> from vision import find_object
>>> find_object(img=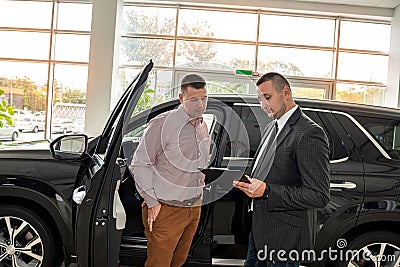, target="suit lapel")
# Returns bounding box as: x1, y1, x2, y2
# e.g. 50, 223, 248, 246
253, 122, 274, 161
252, 107, 303, 179
251, 122, 274, 176
276, 107, 302, 148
